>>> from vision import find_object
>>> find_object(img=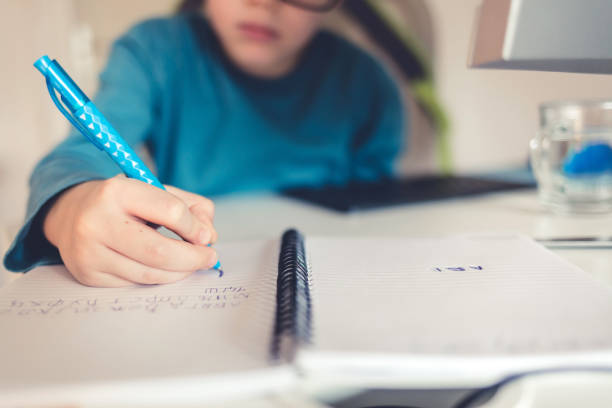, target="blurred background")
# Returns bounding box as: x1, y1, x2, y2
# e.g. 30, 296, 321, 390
2, 0, 612, 280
